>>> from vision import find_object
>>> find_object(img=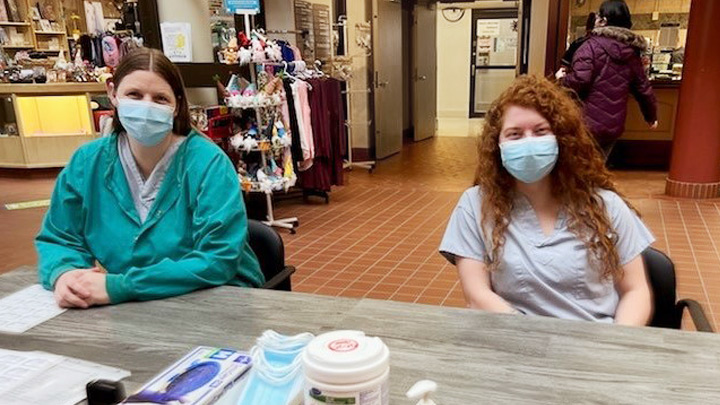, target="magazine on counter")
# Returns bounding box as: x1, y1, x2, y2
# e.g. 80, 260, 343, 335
123, 346, 252, 405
